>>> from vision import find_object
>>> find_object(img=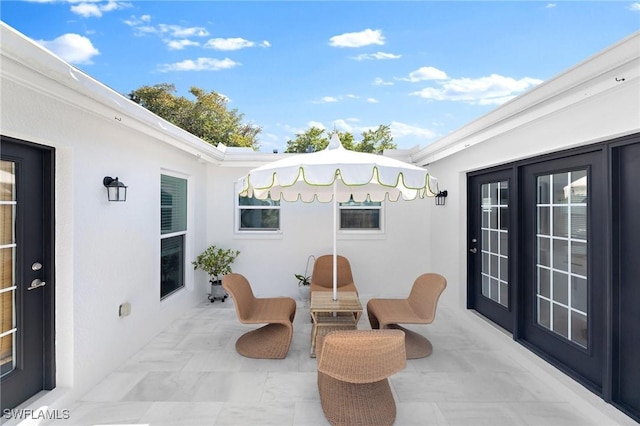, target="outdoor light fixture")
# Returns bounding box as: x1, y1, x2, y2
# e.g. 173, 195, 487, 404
435, 190, 448, 206
103, 176, 127, 202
